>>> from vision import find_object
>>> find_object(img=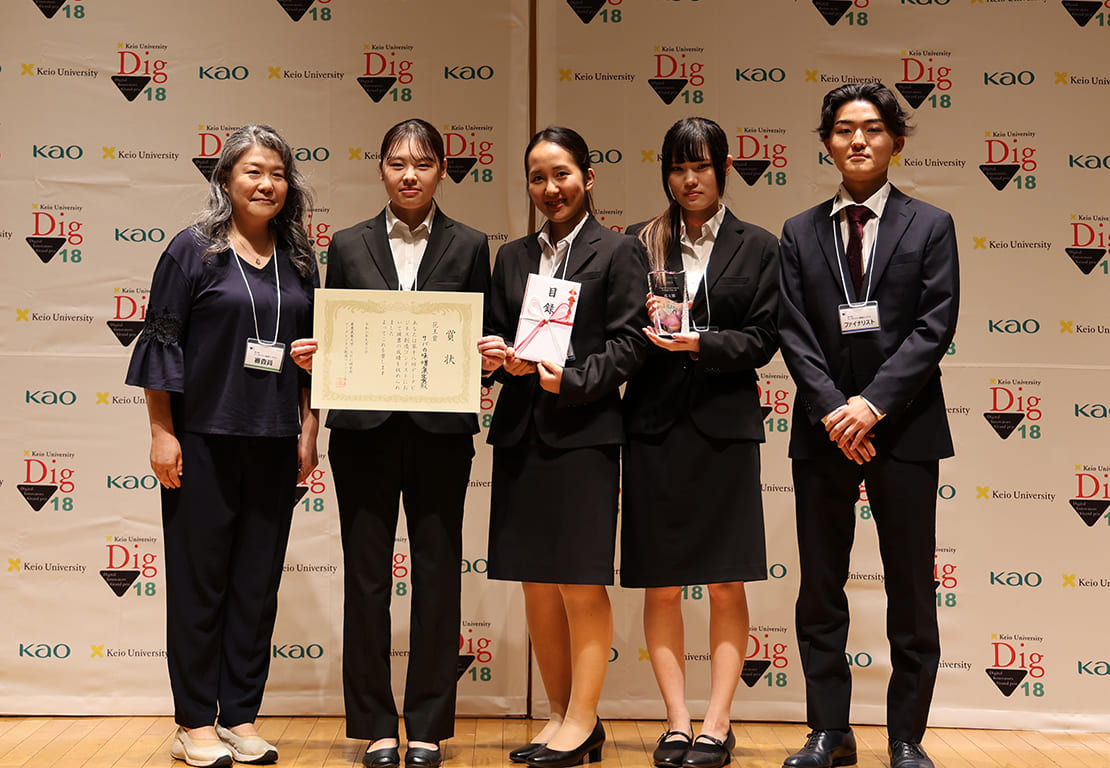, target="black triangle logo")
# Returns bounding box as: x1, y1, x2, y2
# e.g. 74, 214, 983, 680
812, 0, 852, 25
566, 0, 606, 23
276, 0, 315, 21
26, 236, 66, 263
982, 411, 1024, 439
293, 485, 309, 506
739, 659, 772, 687
446, 157, 478, 183
112, 75, 151, 102
107, 320, 145, 346
894, 82, 936, 109
733, 159, 772, 187
979, 164, 1019, 191
760, 405, 773, 420
192, 157, 219, 181
32, 0, 67, 19
456, 653, 476, 680
18, 484, 57, 511
1069, 498, 1110, 527
1065, 248, 1105, 275
933, 579, 941, 591
100, 569, 140, 597
648, 78, 688, 105
985, 667, 1027, 696
1062, 1, 1102, 26
358, 76, 397, 103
